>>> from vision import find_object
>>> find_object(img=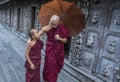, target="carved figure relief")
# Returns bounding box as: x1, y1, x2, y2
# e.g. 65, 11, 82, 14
107, 41, 117, 53
114, 13, 120, 25
115, 67, 120, 80
77, 0, 89, 19
82, 53, 94, 67
70, 33, 83, 66
86, 33, 95, 47
102, 64, 111, 77
92, 12, 99, 24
